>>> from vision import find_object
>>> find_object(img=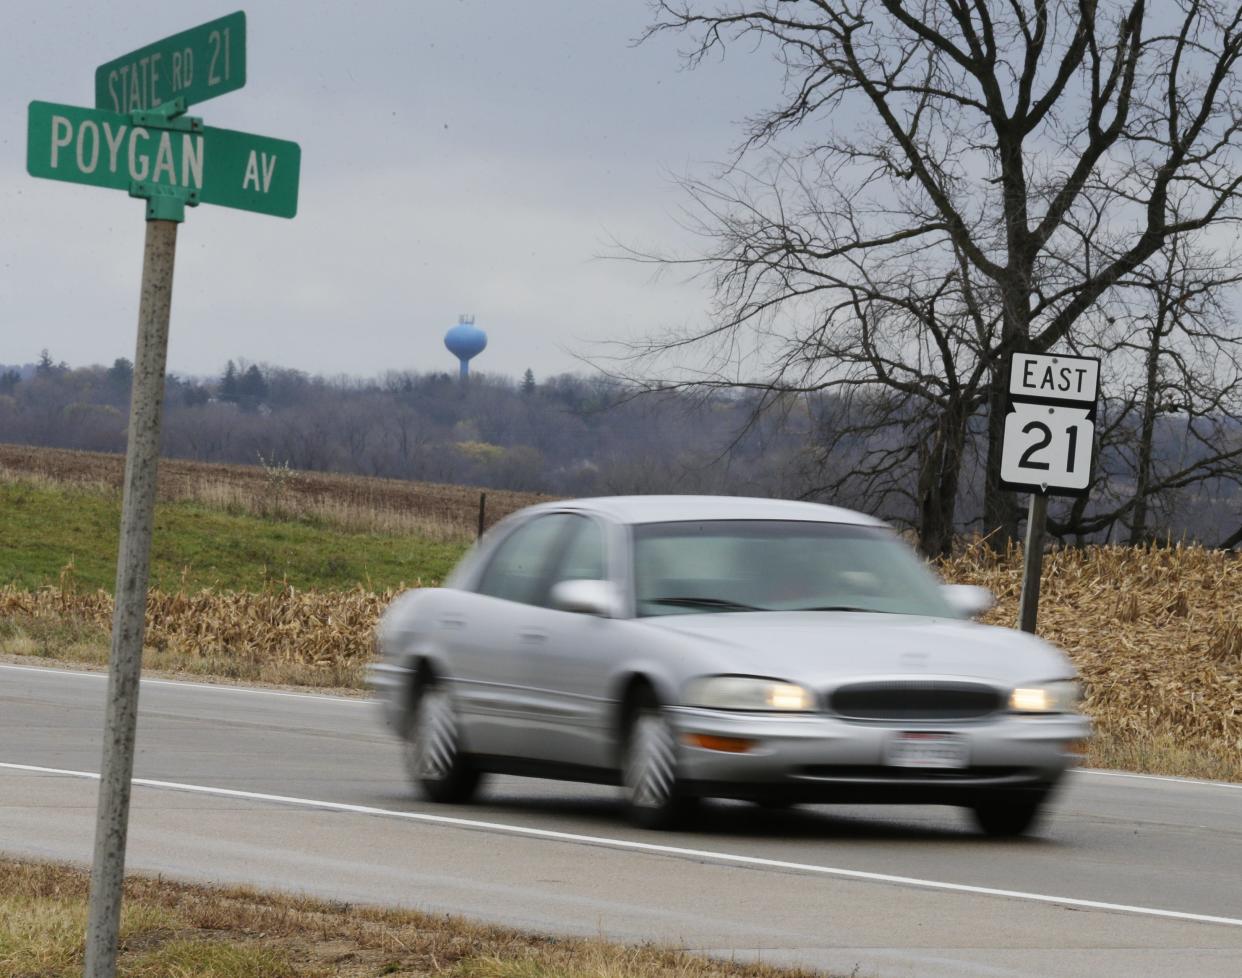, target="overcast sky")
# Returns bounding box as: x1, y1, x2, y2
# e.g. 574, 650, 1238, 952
3, 1, 781, 381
